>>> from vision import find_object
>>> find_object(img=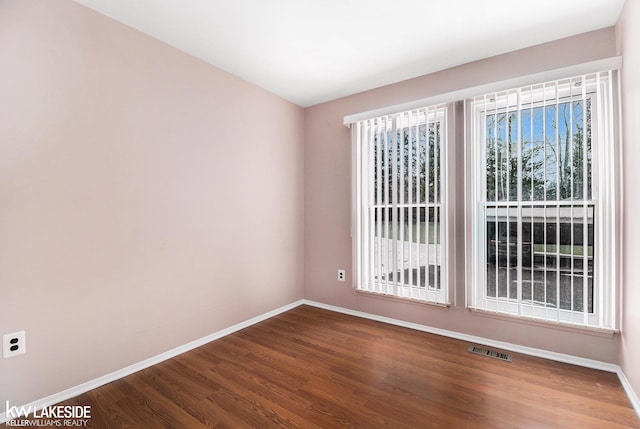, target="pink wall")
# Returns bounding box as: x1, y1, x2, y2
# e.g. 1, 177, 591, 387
304, 28, 620, 362
0, 0, 304, 406
616, 0, 640, 400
